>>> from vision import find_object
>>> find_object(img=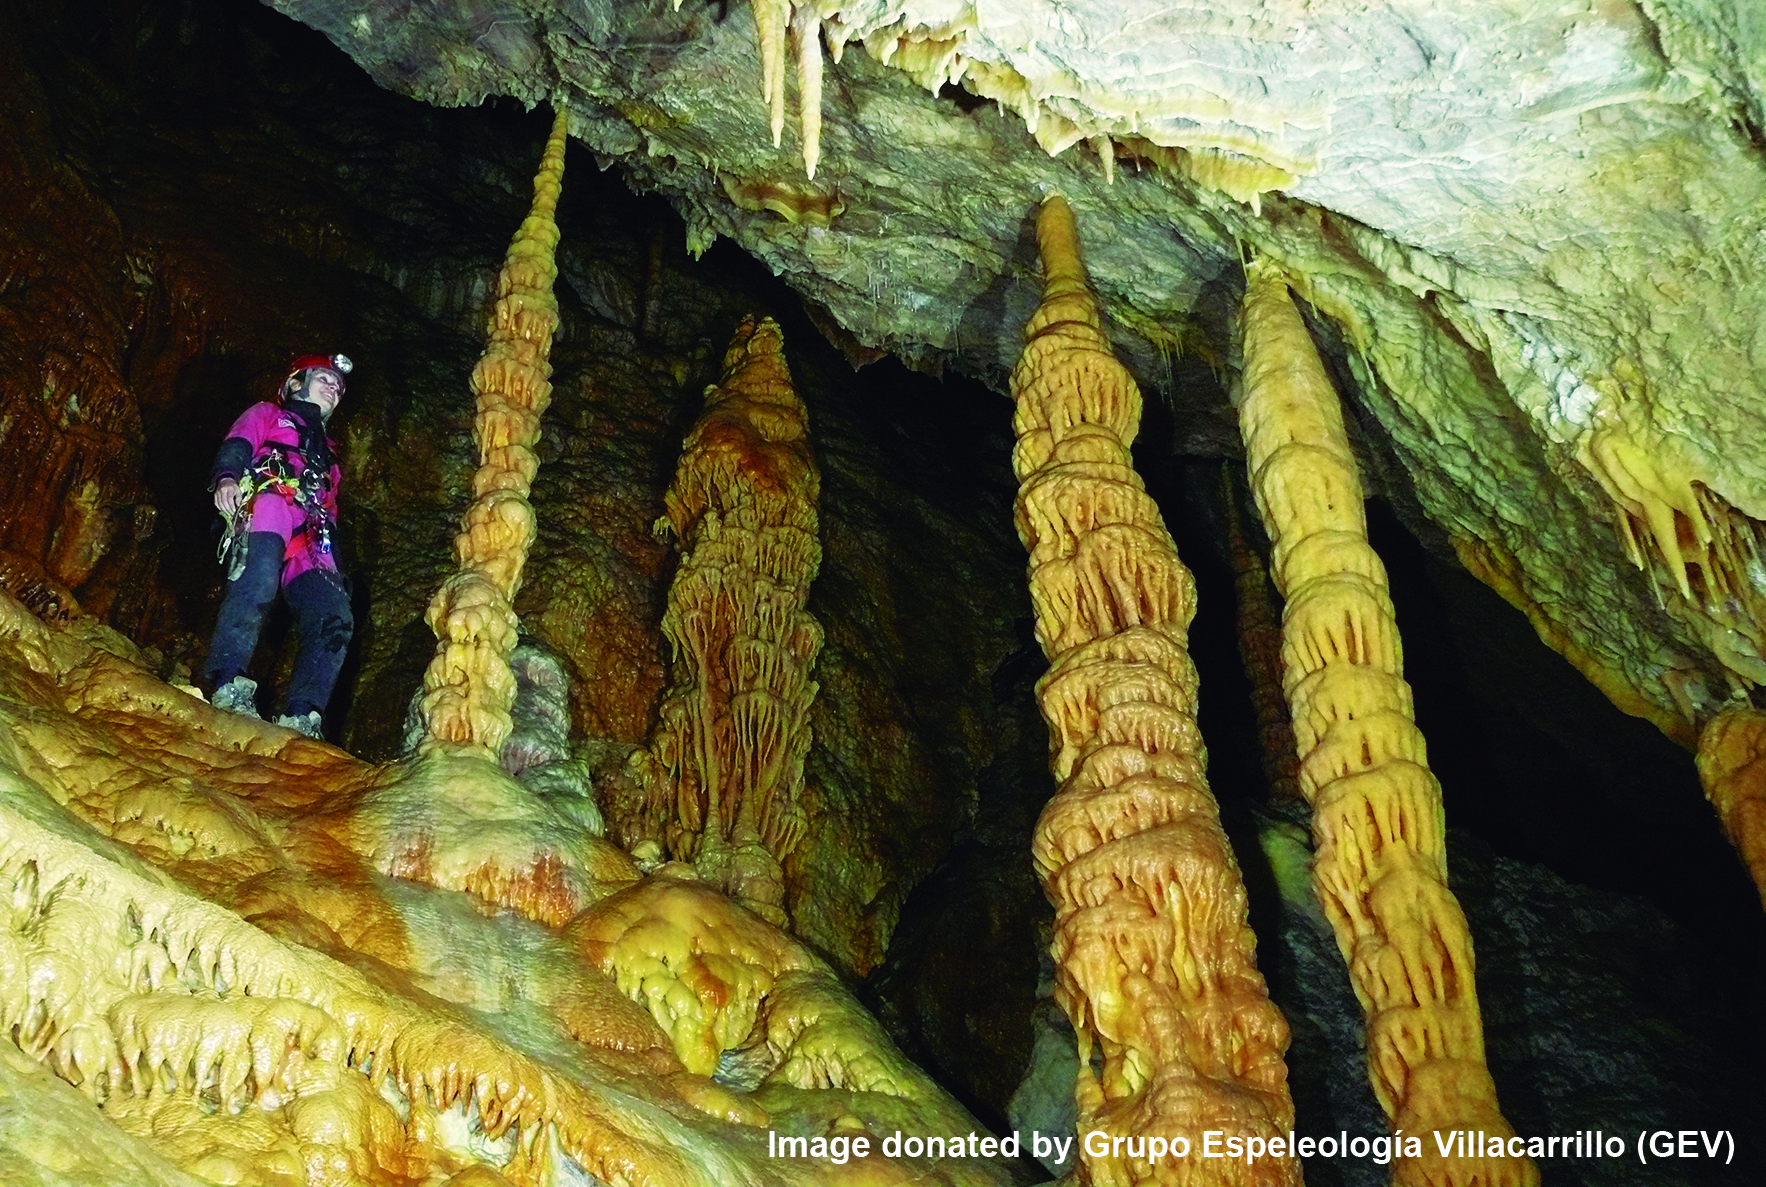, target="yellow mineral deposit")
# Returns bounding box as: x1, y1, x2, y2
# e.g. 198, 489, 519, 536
0, 566, 1010, 1185
675, 1, 1303, 201
647, 316, 823, 927
1236, 258, 1536, 1186
1013, 194, 1298, 1187
0, 109, 1003, 1182
1578, 416, 1766, 690
1695, 704, 1766, 909
419, 107, 568, 757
